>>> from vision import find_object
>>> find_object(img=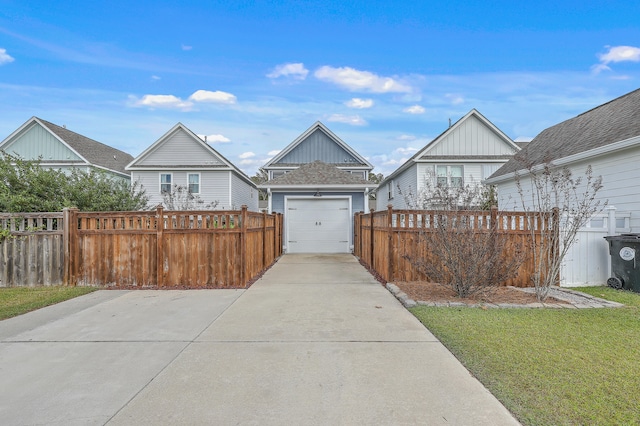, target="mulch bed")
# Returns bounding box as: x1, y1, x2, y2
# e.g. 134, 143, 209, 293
394, 281, 570, 305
